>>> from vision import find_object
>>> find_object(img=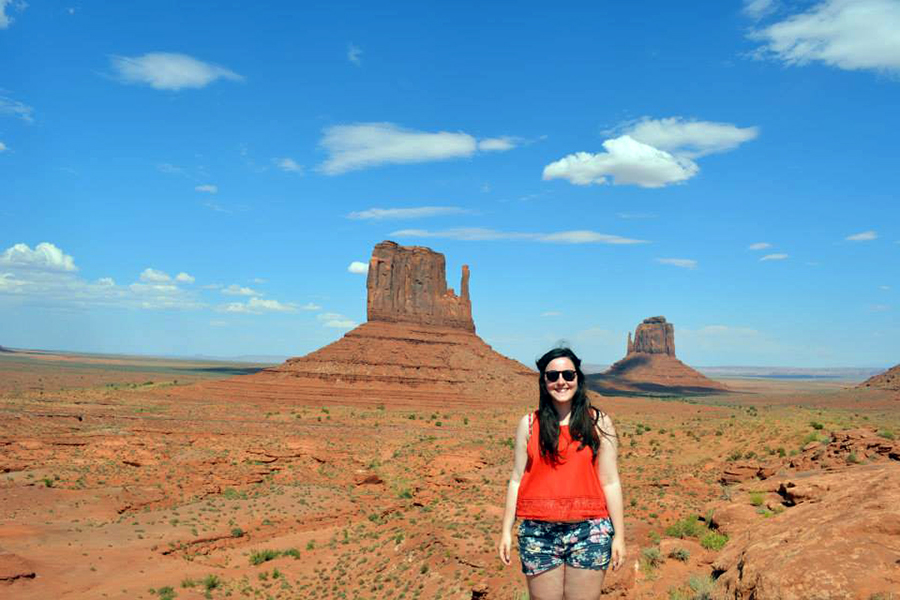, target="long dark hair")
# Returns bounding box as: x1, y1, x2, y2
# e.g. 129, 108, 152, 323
535, 347, 606, 464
